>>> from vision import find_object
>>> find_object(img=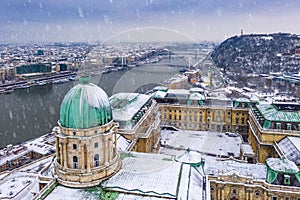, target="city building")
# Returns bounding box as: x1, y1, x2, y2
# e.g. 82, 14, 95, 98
206, 157, 300, 200
248, 102, 300, 163
110, 92, 160, 153
154, 88, 250, 140
53, 73, 121, 188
